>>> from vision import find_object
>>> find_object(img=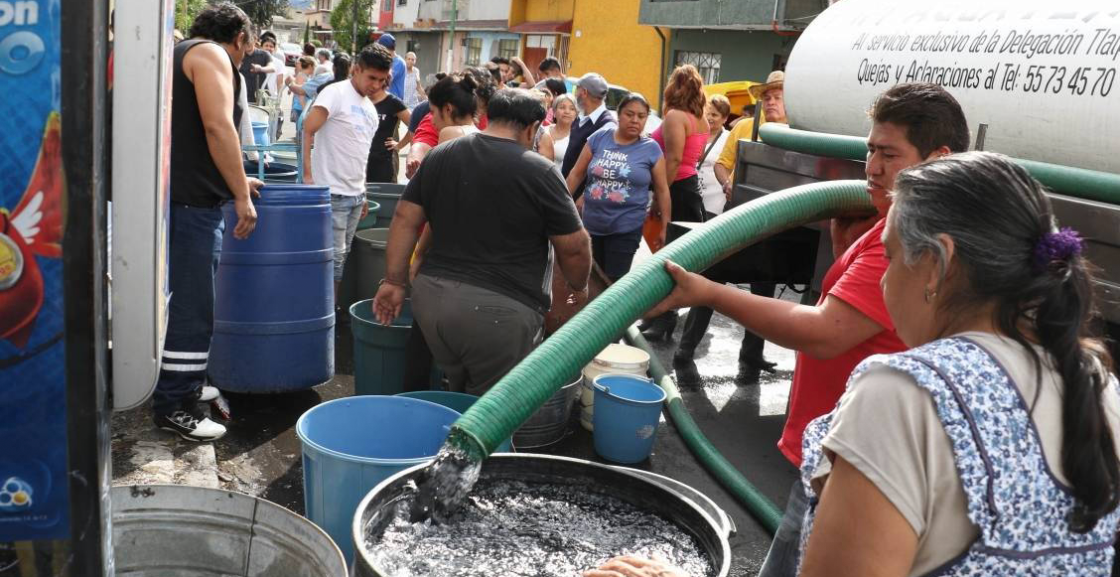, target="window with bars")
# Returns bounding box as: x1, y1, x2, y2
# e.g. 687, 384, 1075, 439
498, 39, 519, 60
465, 37, 482, 66
674, 51, 721, 85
